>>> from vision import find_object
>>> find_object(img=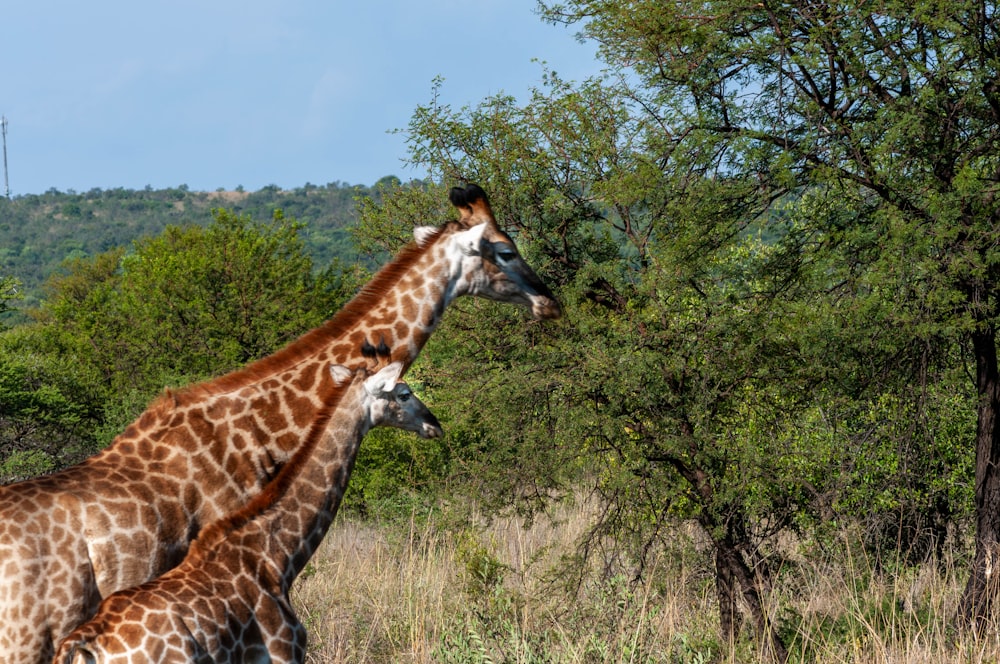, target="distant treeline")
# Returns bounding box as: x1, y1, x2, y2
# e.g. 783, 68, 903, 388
0, 176, 408, 310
